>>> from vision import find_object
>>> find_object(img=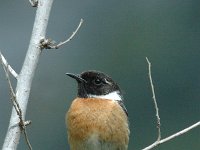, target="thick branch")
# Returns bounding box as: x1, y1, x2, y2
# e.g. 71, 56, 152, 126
2, 0, 54, 149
